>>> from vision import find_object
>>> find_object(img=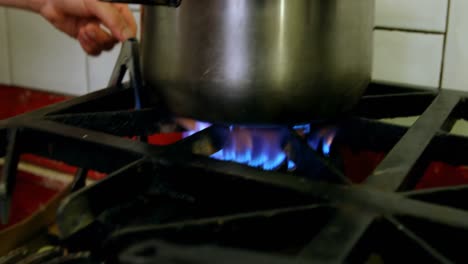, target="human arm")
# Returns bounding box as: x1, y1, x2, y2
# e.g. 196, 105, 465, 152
0, 0, 137, 55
